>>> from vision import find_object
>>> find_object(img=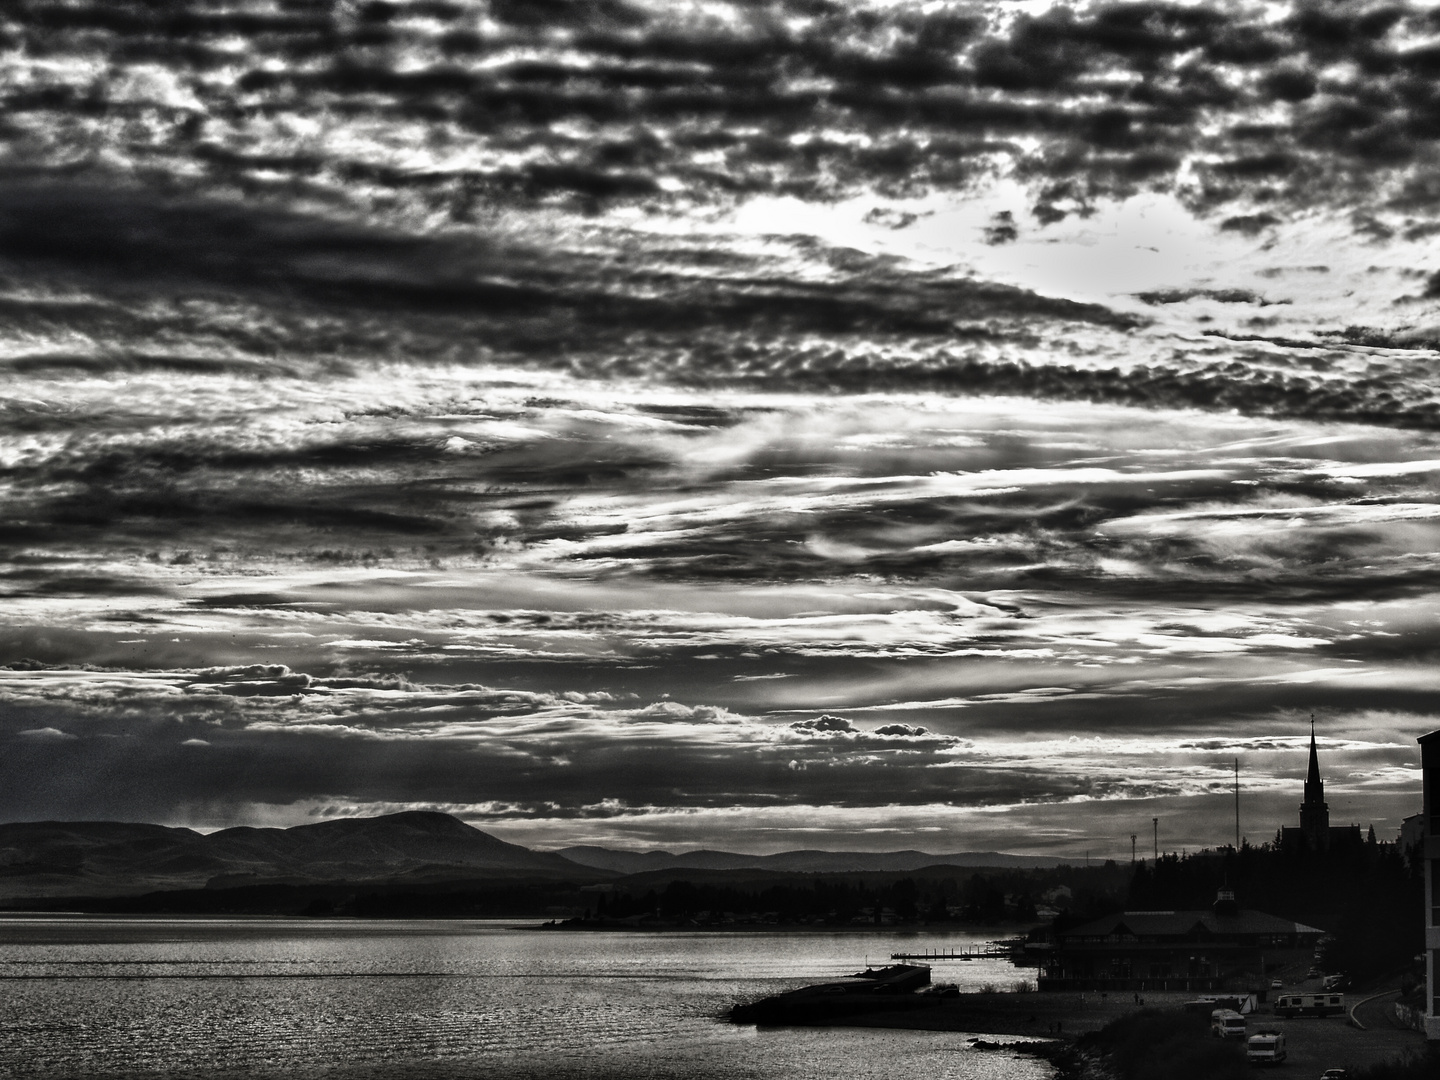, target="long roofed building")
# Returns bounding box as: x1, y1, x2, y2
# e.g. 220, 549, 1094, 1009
1040, 889, 1323, 992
